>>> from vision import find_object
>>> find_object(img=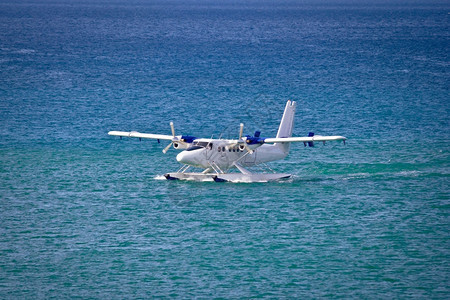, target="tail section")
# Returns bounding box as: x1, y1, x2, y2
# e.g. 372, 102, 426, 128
275, 100, 296, 154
